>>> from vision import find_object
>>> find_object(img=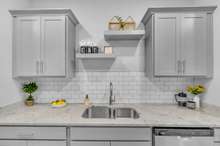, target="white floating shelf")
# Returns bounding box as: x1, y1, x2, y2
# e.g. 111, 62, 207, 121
104, 30, 145, 41
76, 54, 116, 59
